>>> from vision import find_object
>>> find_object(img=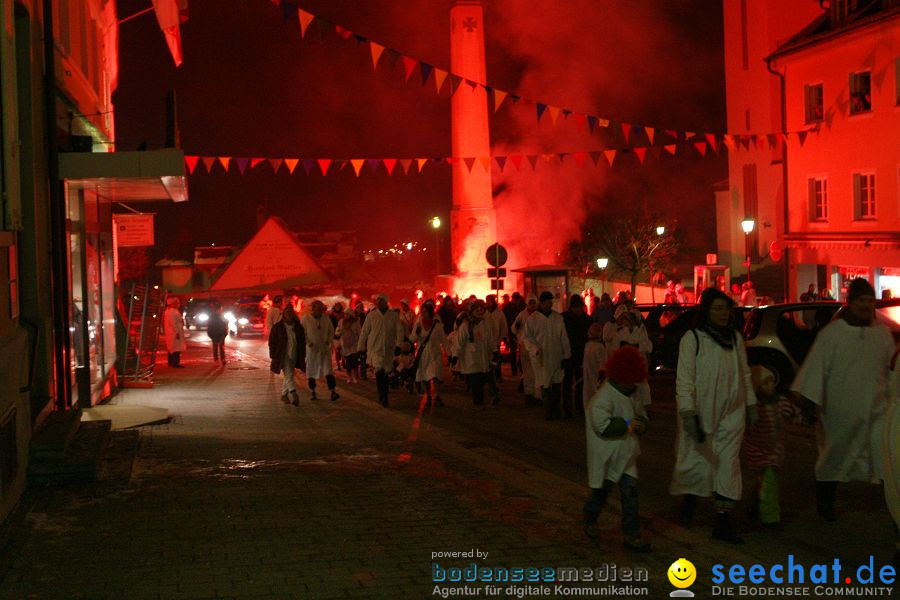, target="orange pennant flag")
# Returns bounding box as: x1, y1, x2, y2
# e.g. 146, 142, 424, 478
401, 56, 417, 82
478, 156, 491, 172
370, 42, 384, 69
634, 147, 647, 165
298, 9, 314, 38
548, 106, 561, 125
694, 142, 708, 156
416, 158, 429, 172
184, 155, 199, 174
603, 150, 617, 167
201, 157, 216, 173
317, 159, 331, 176
217, 156, 232, 171
663, 144, 677, 155
493, 89, 507, 112
434, 68, 448, 93
645, 127, 655, 145
350, 159, 365, 176
383, 158, 397, 175
722, 135, 736, 151
284, 158, 299, 174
